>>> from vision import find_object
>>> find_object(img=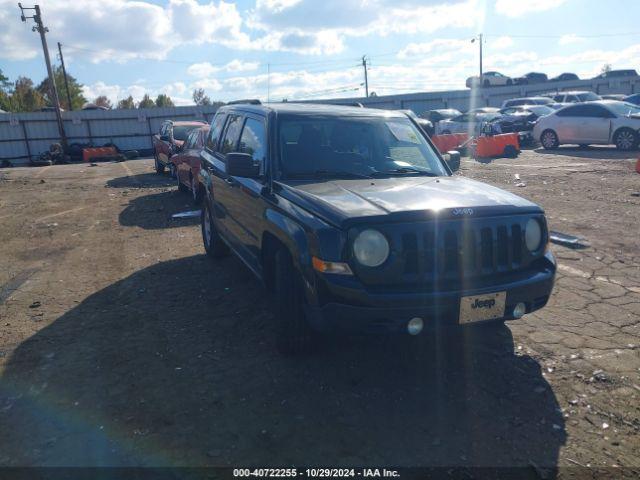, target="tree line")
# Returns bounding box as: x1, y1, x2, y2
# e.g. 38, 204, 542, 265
0, 68, 220, 112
